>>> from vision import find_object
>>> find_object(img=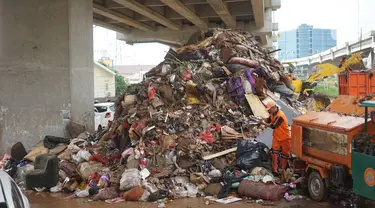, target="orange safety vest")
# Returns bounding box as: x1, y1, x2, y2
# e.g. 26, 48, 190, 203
270, 110, 290, 142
